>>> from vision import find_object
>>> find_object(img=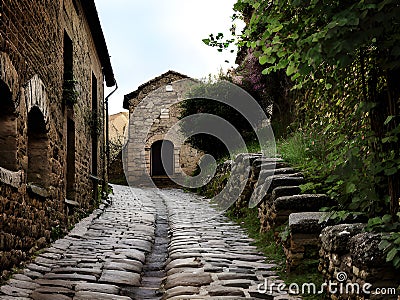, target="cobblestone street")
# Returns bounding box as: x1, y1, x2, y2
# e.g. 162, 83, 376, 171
0, 185, 299, 300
